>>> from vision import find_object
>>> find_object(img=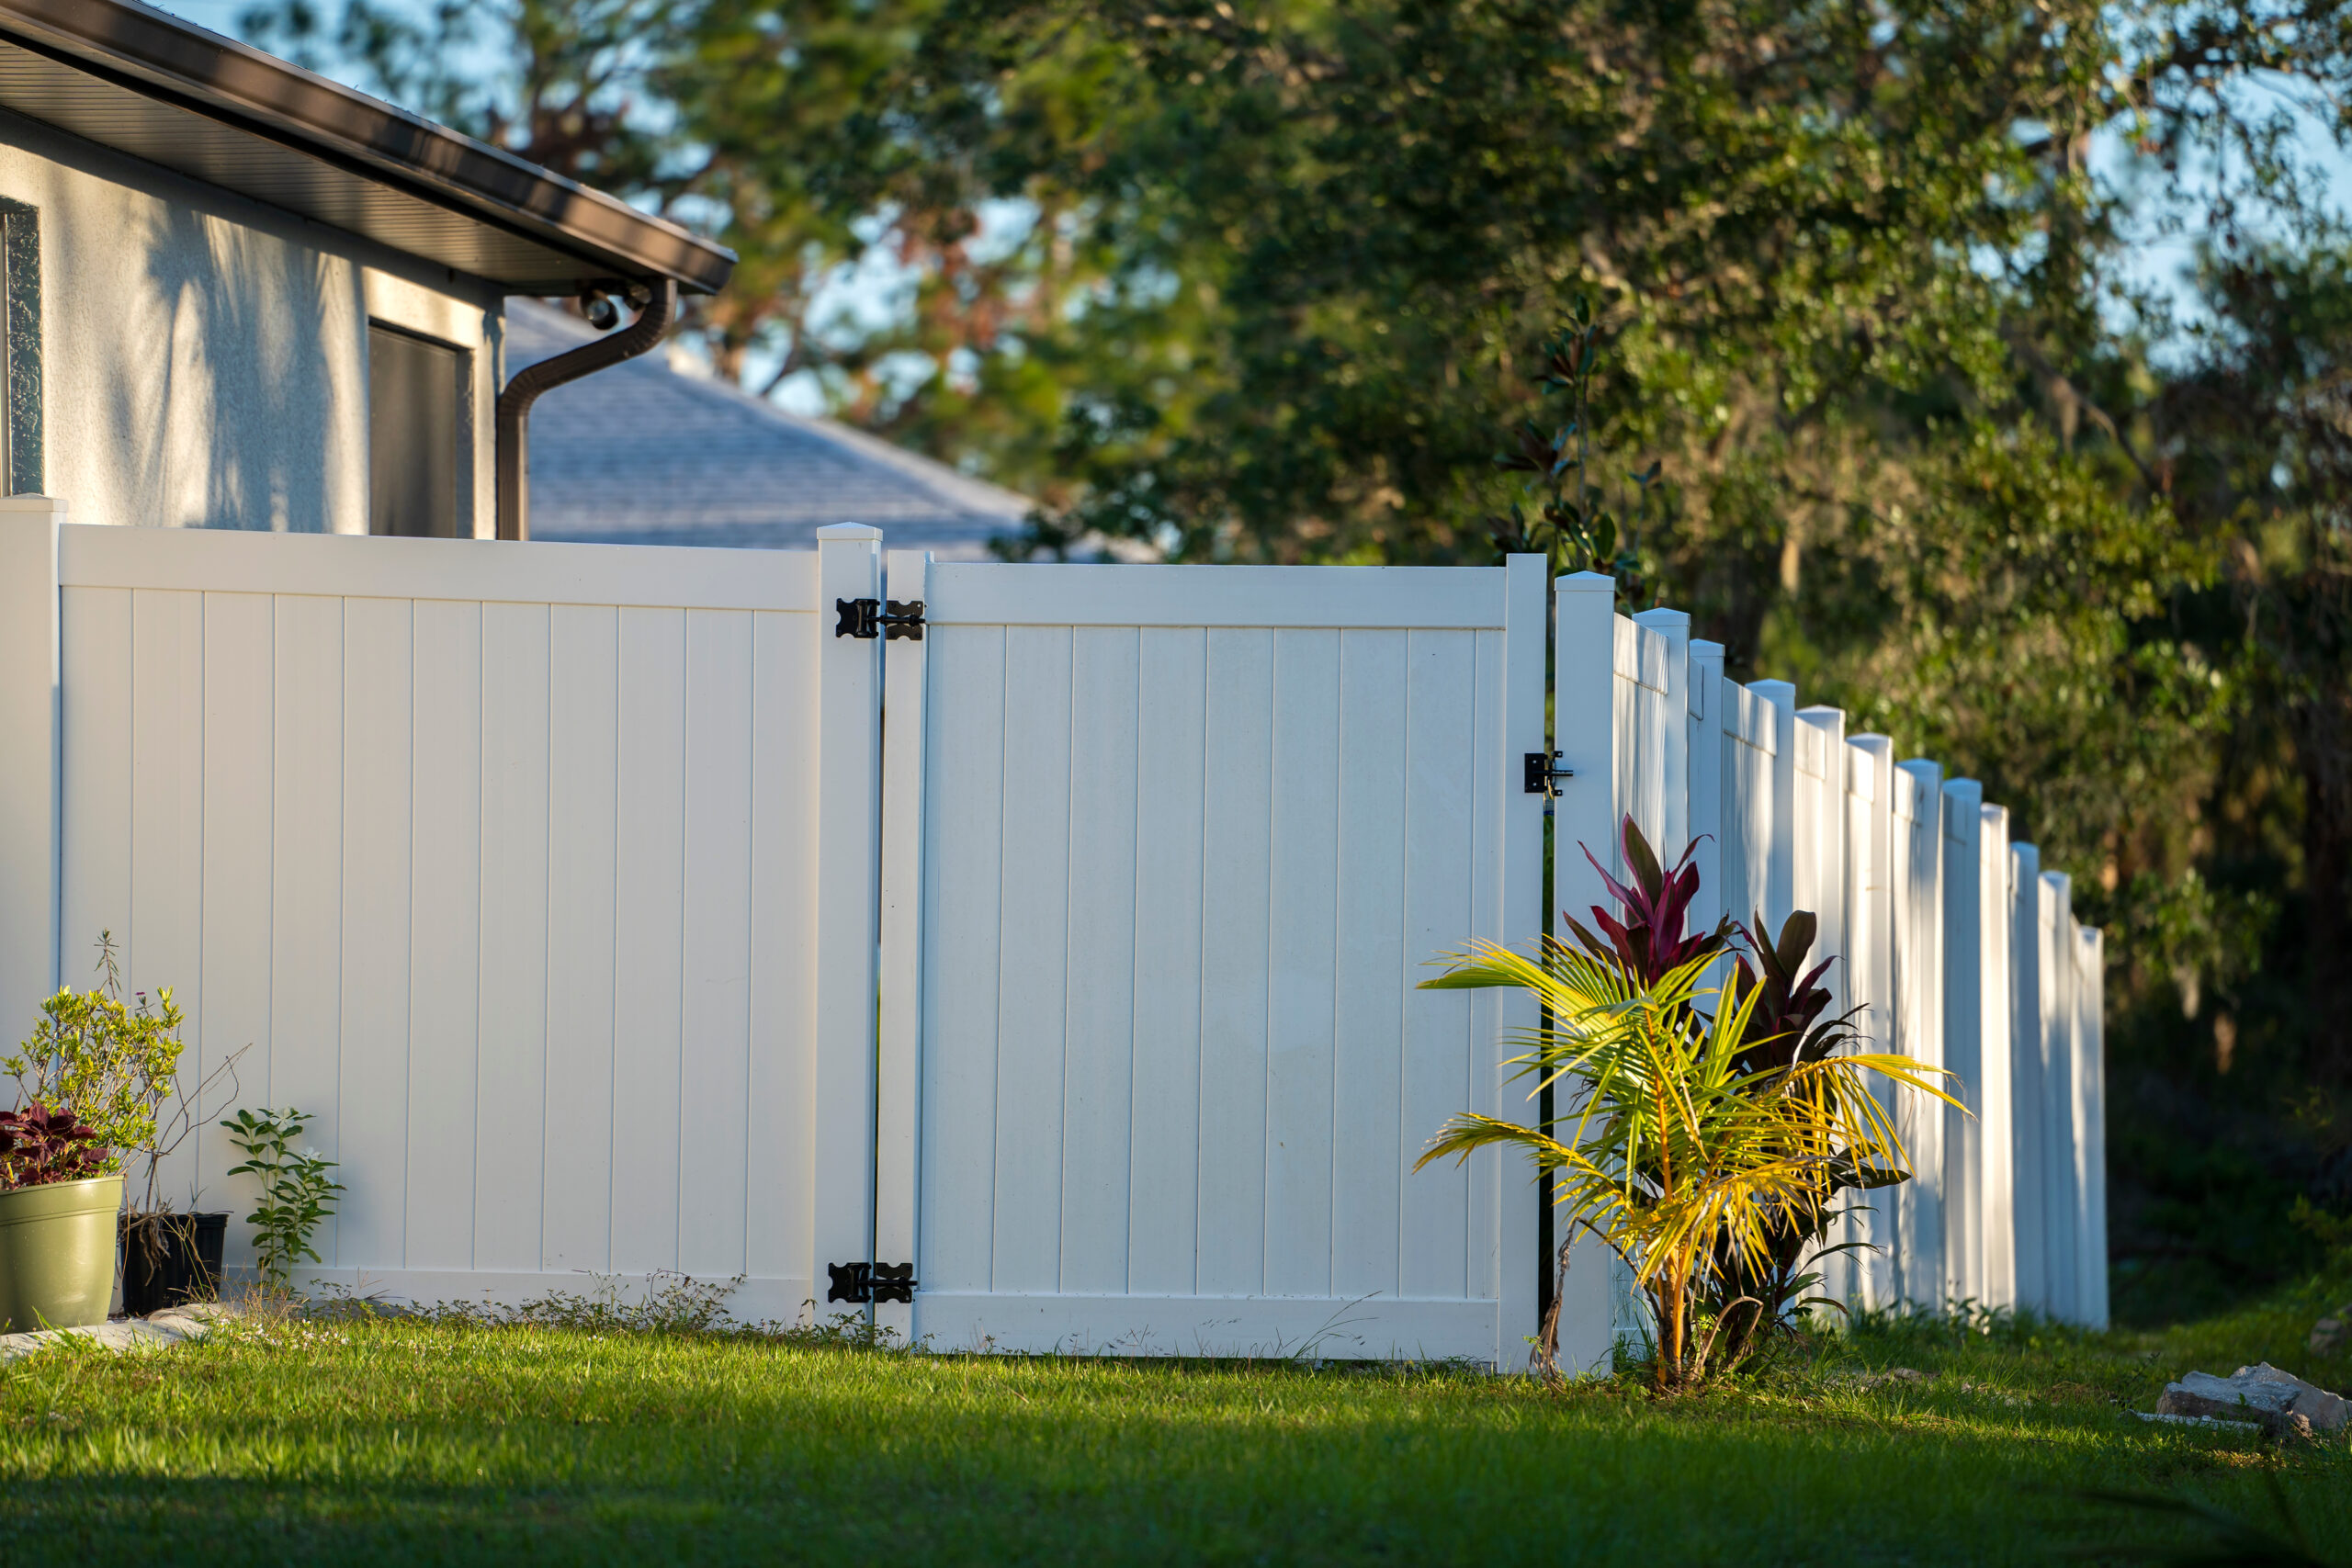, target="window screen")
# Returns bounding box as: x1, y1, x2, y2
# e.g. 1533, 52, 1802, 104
368, 323, 464, 537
